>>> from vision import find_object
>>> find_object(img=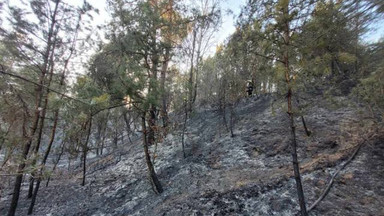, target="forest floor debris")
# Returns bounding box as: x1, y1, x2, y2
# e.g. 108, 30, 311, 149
0, 95, 383, 216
